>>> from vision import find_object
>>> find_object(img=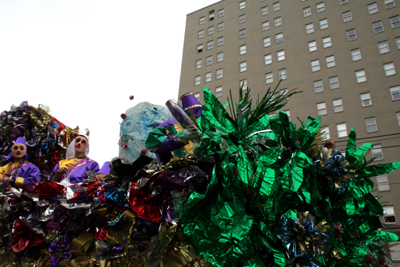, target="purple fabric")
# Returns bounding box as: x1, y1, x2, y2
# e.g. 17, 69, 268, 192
50, 159, 100, 184
157, 118, 177, 128
180, 93, 202, 118
98, 161, 111, 174
0, 162, 40, 186
154, 134, 185, 165
14, 137, 27, 146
